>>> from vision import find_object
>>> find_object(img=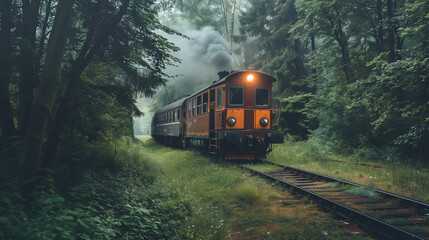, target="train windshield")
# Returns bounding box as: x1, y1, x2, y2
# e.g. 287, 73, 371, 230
255, 88, 269, 106
228, 86, 244, 106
